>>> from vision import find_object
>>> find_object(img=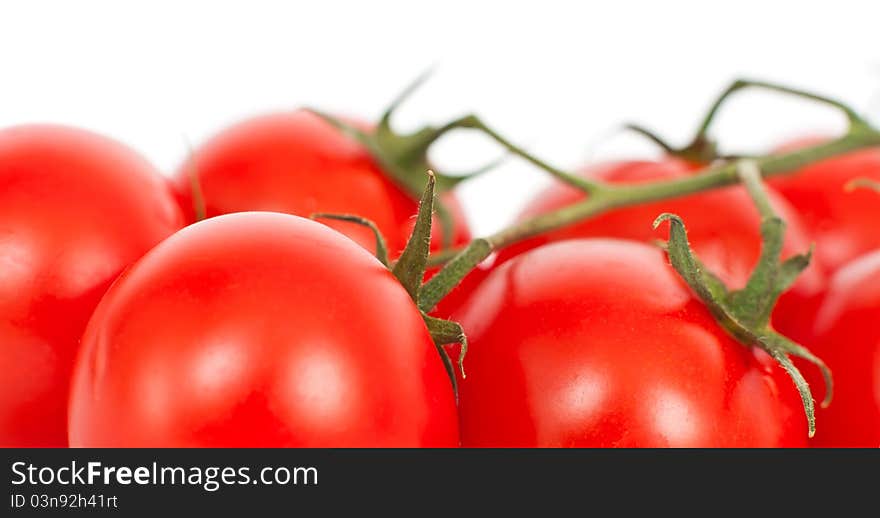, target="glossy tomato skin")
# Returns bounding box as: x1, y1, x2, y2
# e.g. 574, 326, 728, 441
769, 140, 880, 275
765, 141, 880, 342
0, 125, 182, 447
173, 110, 470, 259
454, 239, 808, 447
805, 251, 880, 447
68, 212, 458, 447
